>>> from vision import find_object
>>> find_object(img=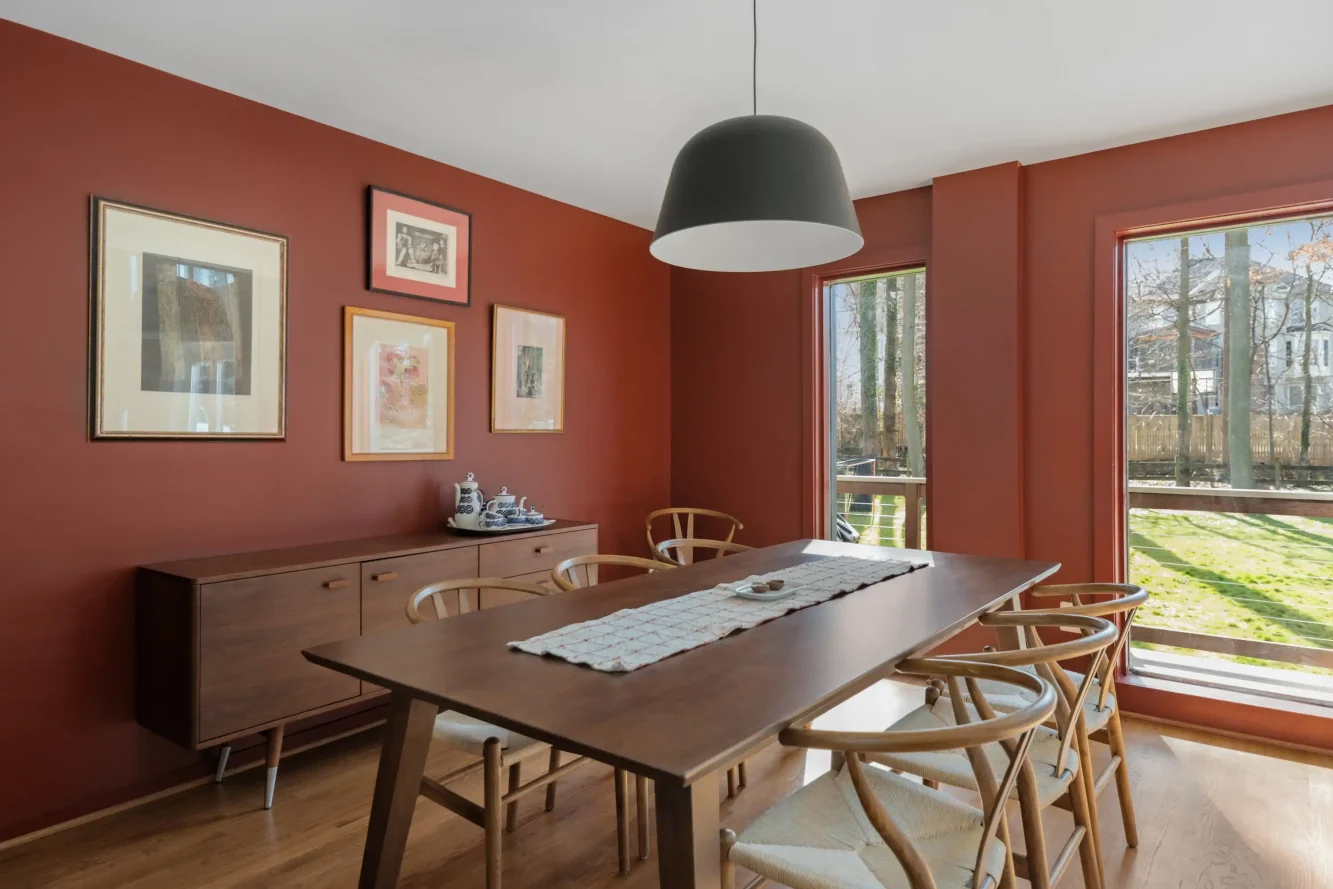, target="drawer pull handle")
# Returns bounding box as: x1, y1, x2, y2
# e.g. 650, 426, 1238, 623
372, 572, 399, 582
324, 579, 349, 590
535, 545, 554, 555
